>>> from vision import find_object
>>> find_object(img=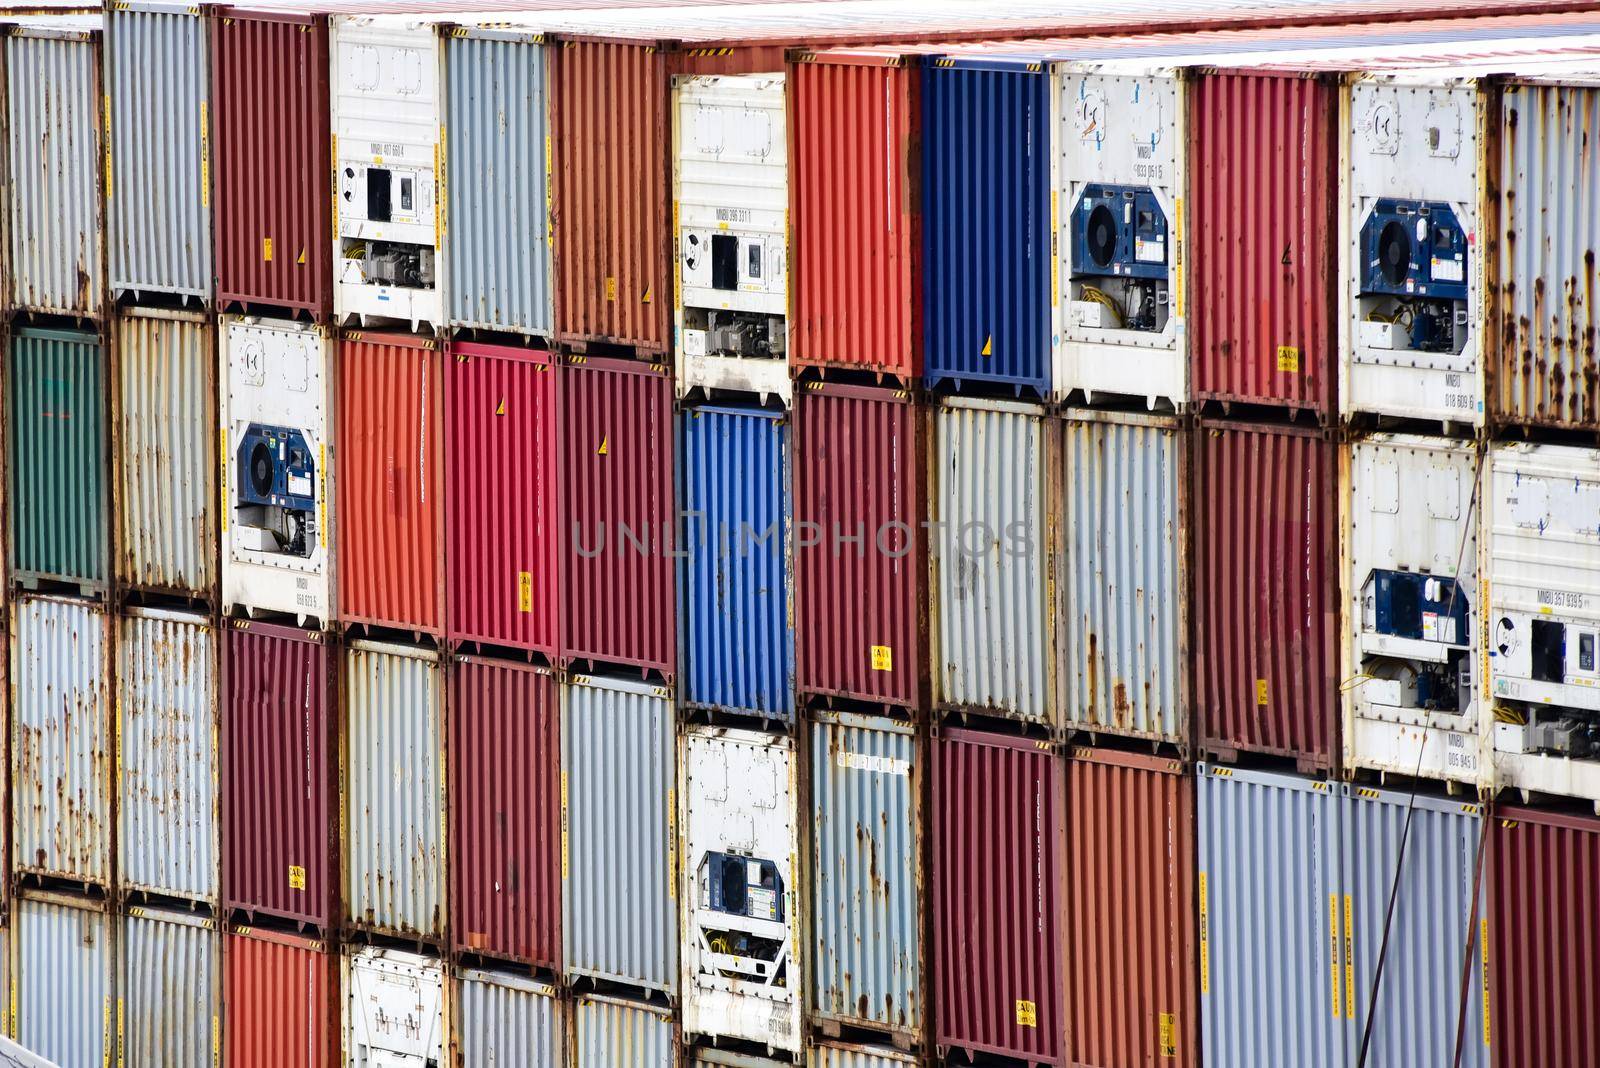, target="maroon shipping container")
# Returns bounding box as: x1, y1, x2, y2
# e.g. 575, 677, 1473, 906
211, 9, 333, 318
795, 383, 927, 709
224, 620, 335, 930
1193, 419, 1337, 770
449, 657, 561, 969
445, 341, 560, 657
934, 728, 1066, 1066
1188, 70, 1338, 419
1490, 806, 1600, 1068
1065, 747, 1197, 1068
791, 53, 922, 382
560, 356, 675, 676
